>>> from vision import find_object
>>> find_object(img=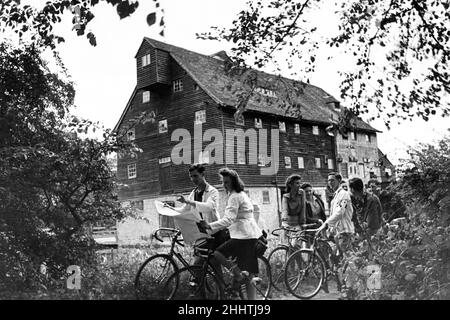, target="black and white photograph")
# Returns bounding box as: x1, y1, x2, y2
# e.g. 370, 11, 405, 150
0, 0, 449, 305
